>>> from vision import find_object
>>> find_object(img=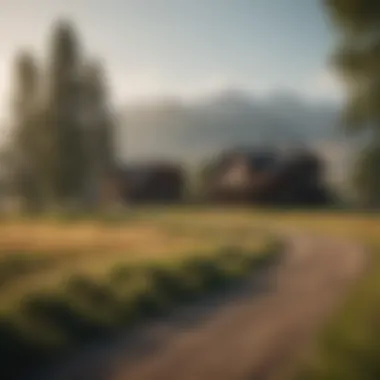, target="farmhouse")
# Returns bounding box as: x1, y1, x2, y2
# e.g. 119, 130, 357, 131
203, 147, 332, 206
